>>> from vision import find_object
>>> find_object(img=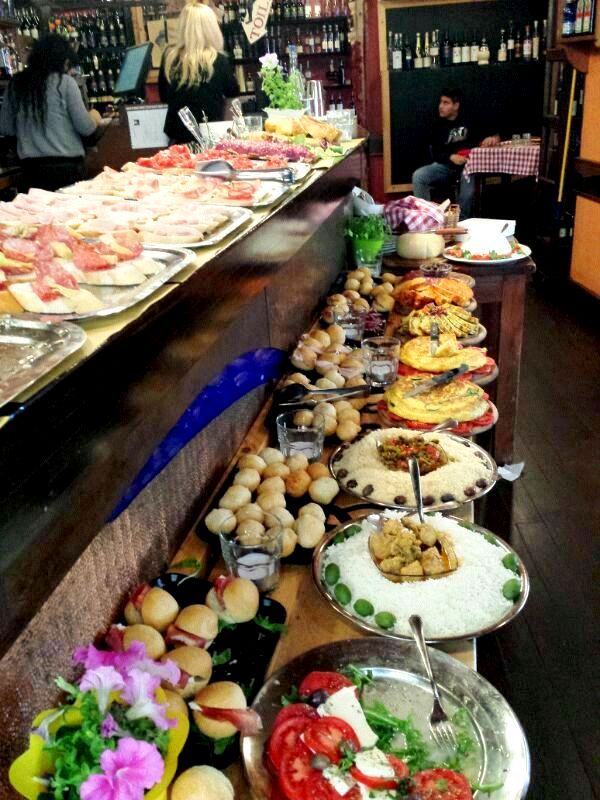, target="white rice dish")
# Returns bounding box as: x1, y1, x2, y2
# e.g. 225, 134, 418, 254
322, 511, 518, 638
333, 428, 494, 505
